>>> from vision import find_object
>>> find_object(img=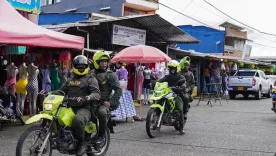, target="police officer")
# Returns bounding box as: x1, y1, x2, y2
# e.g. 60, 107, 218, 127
90, 51, 122, 144
158, 60, 186, 135
60, 55, 101, 155
180, 56, 195, 121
